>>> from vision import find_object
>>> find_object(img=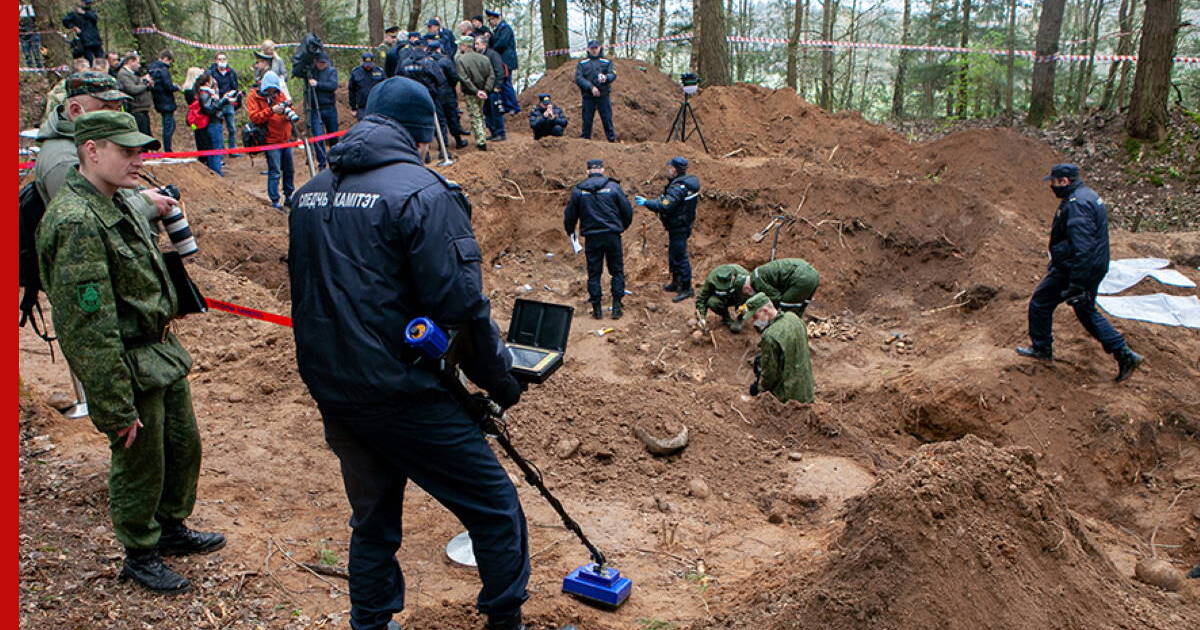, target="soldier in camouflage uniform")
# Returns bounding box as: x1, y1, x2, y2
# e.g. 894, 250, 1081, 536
454, 35, 494, 150
36, 111, 226, 594
741, 293, 814, 404
742, 258, 820, 318
694, 263, 750, 333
